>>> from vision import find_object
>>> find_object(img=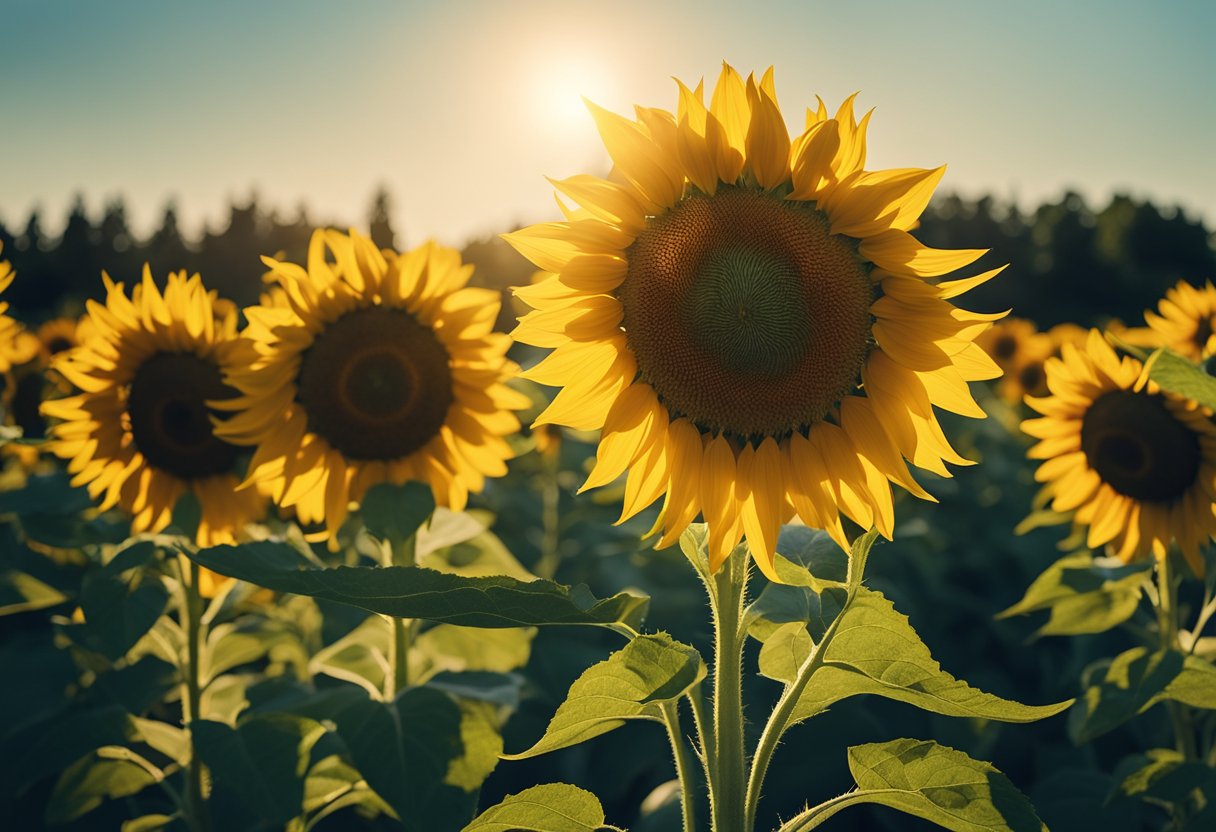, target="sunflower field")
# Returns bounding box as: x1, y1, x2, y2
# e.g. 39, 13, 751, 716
2, 57, 1216, 832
